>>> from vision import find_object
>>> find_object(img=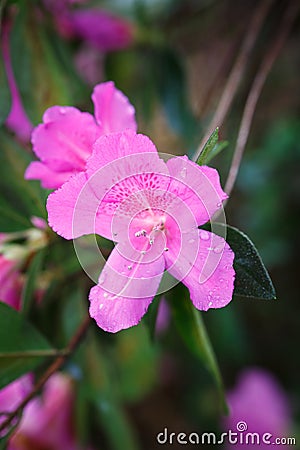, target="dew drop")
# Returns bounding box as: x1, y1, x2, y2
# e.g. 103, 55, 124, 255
208, 301, 213, 307
141, 250, 146, 255
98, 272, 106, 285
217, 201, 223, 208
99, 304, 104, 310
213, 244, 223, 254
128, 265, 132, 270
103, 292, 109, 298
164, 247, 169, 252
180, 167, 187, 179
200, 230, 209, 240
